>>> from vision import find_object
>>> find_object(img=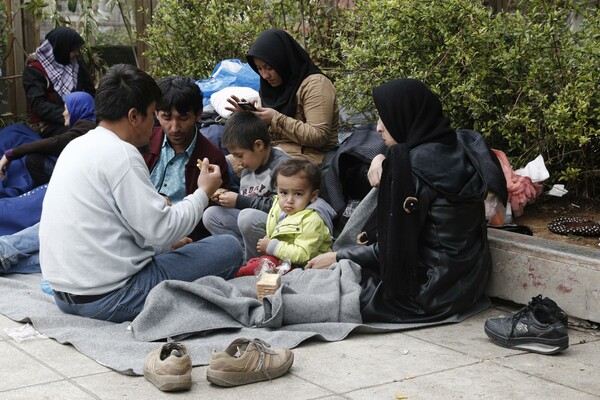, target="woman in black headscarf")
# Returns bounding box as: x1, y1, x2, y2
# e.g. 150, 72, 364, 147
306, 78, 492, 323
22, 27, 96, 138
228, 29, 339, 165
